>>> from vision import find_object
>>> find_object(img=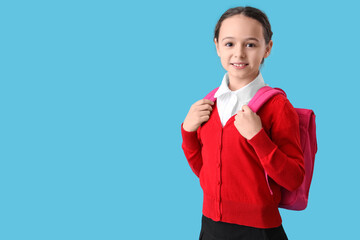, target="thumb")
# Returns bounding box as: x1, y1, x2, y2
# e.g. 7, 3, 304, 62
242, 105, 252, 112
